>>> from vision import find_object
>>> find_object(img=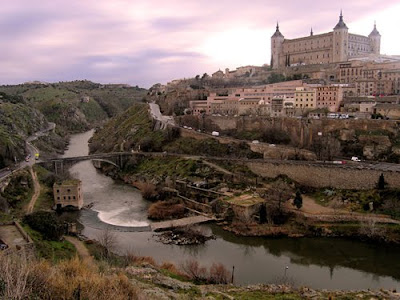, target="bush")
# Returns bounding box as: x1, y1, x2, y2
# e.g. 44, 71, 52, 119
181, 259, 231, 284
208, 263, 231, 284
148, 200, 186, 220
181, 260, 207, 283
23, 211, 64, 241
133, 181, 158, 200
